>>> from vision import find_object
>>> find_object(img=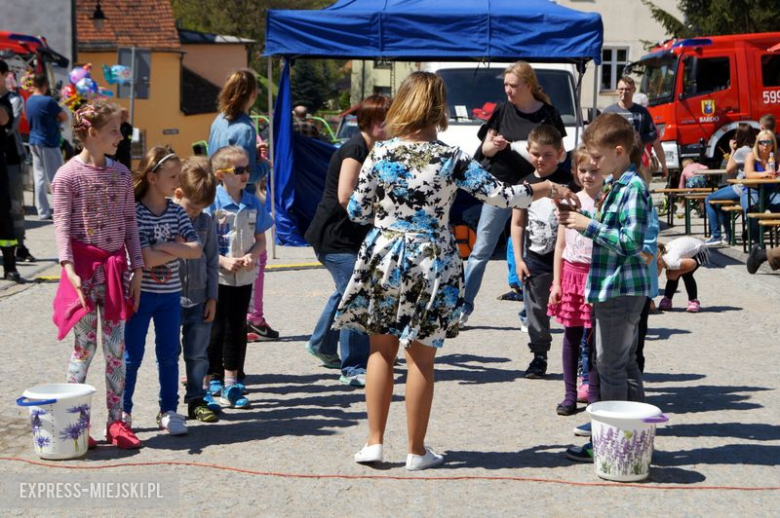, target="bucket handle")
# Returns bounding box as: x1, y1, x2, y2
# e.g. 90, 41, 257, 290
643, 413, 669, 424
16, 396, 58, 407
